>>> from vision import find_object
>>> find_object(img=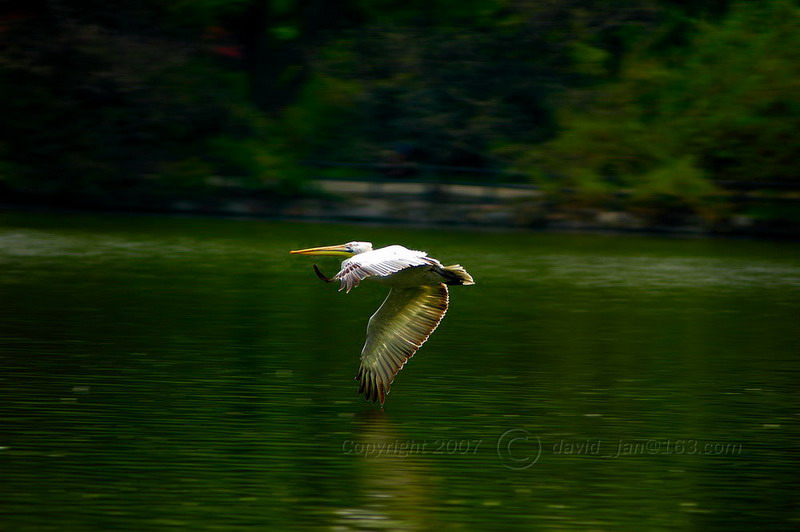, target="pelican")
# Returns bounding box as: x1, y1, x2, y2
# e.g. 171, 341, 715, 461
290, 242, 474, 404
